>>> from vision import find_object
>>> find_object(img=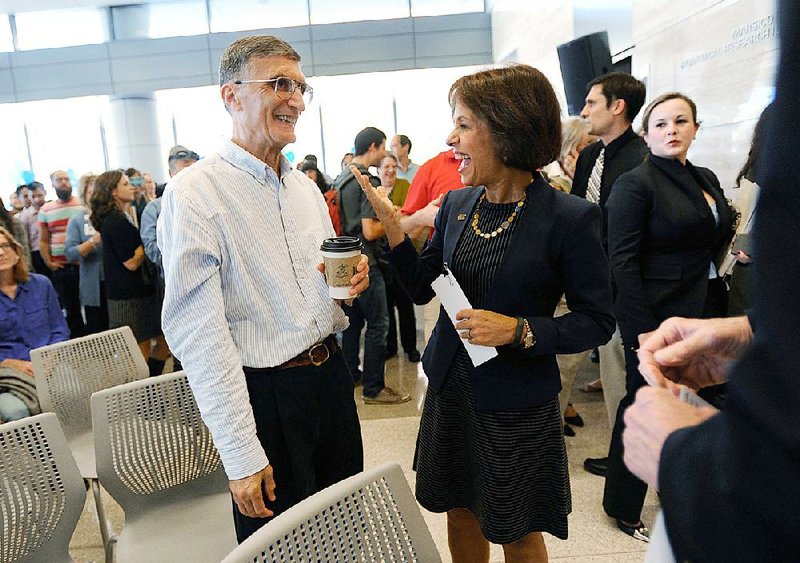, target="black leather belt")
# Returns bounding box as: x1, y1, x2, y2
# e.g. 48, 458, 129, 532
275, 335, 338, 369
